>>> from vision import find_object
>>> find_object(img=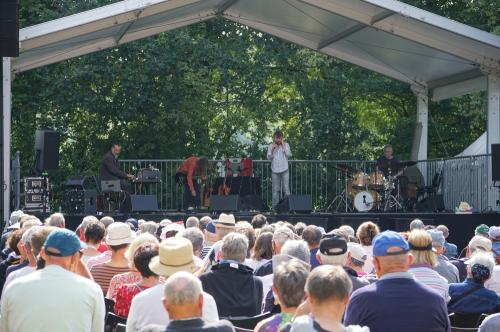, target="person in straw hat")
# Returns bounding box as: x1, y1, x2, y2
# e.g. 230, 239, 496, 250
126, 237, 218, 332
